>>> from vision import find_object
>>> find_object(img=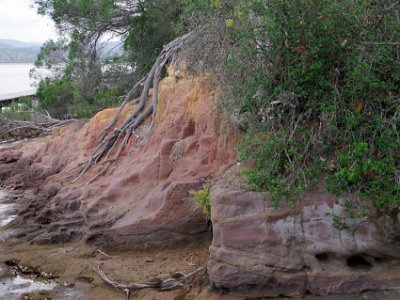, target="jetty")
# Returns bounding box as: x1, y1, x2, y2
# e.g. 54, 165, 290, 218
0, 89, 36, 106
